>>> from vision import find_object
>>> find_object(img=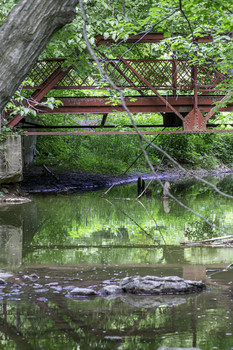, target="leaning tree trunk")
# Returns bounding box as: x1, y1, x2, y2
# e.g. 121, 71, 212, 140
0, 0, 78, 113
